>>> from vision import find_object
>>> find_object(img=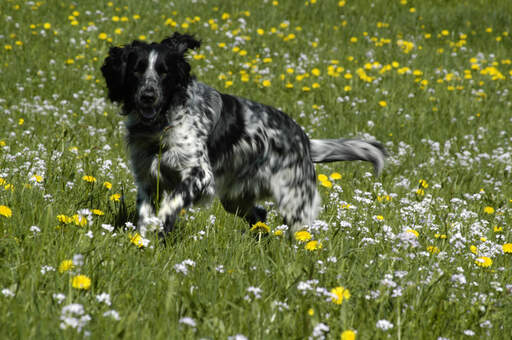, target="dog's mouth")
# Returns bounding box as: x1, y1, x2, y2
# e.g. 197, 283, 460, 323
139, 106, 159, 122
